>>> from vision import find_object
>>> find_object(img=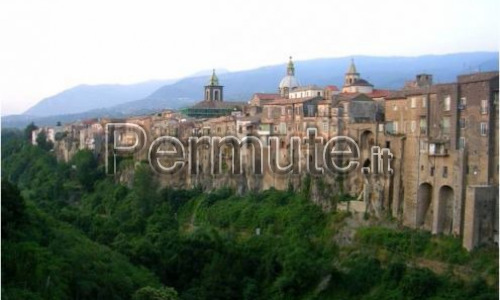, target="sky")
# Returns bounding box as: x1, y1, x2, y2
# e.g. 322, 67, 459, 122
0, 0, 498, 116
